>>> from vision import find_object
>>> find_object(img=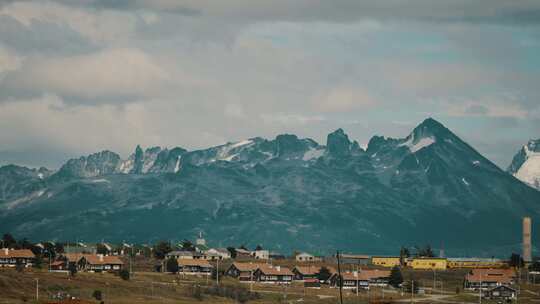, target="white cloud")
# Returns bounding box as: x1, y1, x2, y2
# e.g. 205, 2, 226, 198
314, 86, 376, 113
1, 48, 174, 102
